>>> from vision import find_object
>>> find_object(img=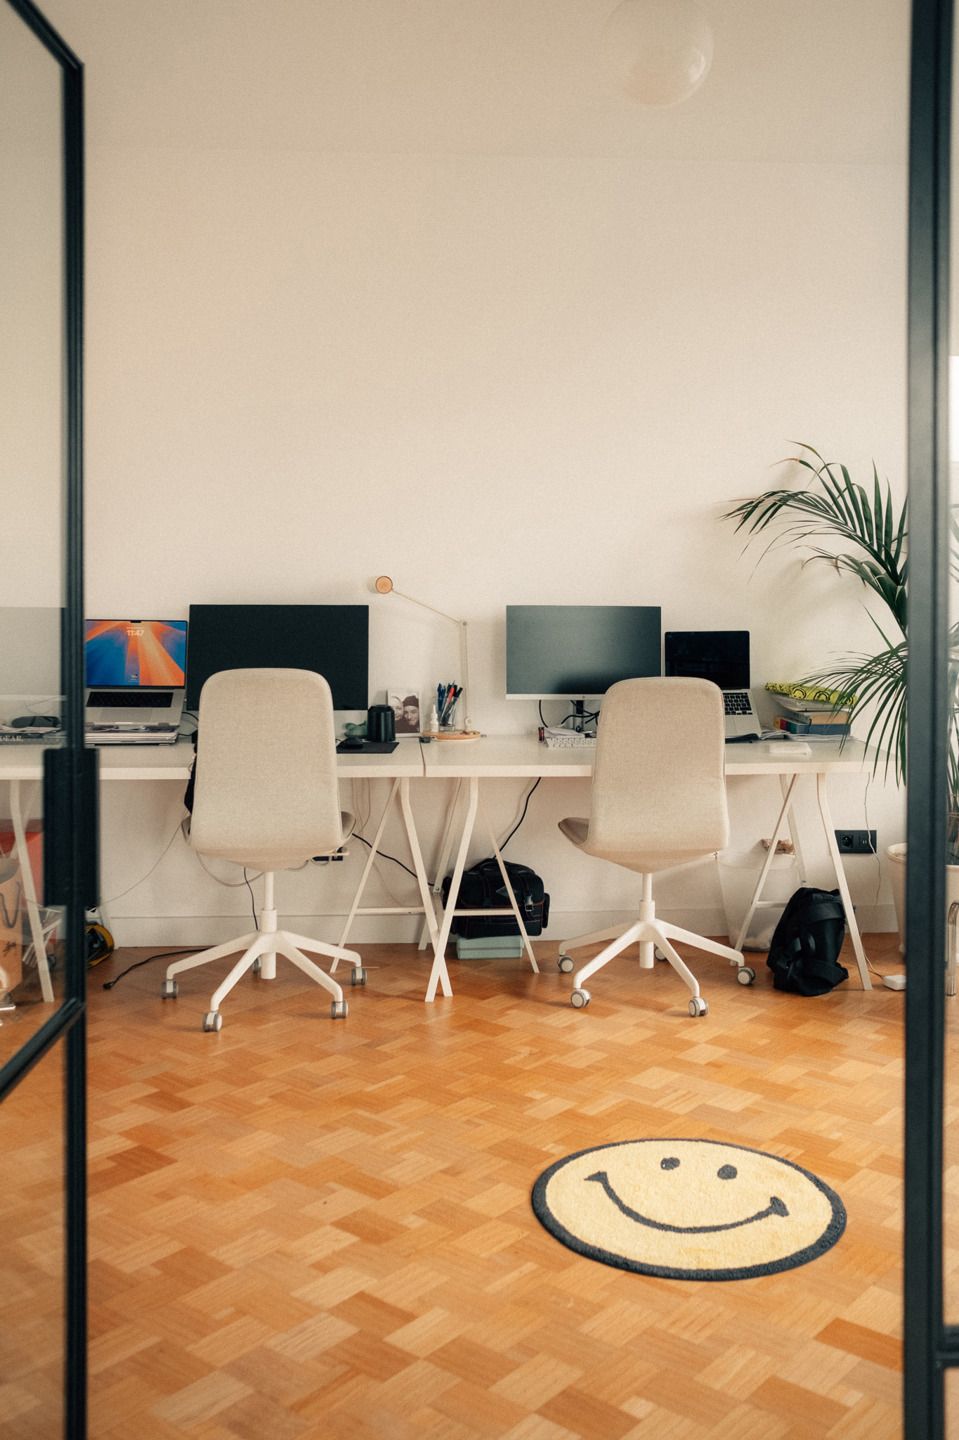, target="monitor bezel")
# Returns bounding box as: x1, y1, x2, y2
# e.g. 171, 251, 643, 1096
185, 603, 369, 712
505, 604, 663, 700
